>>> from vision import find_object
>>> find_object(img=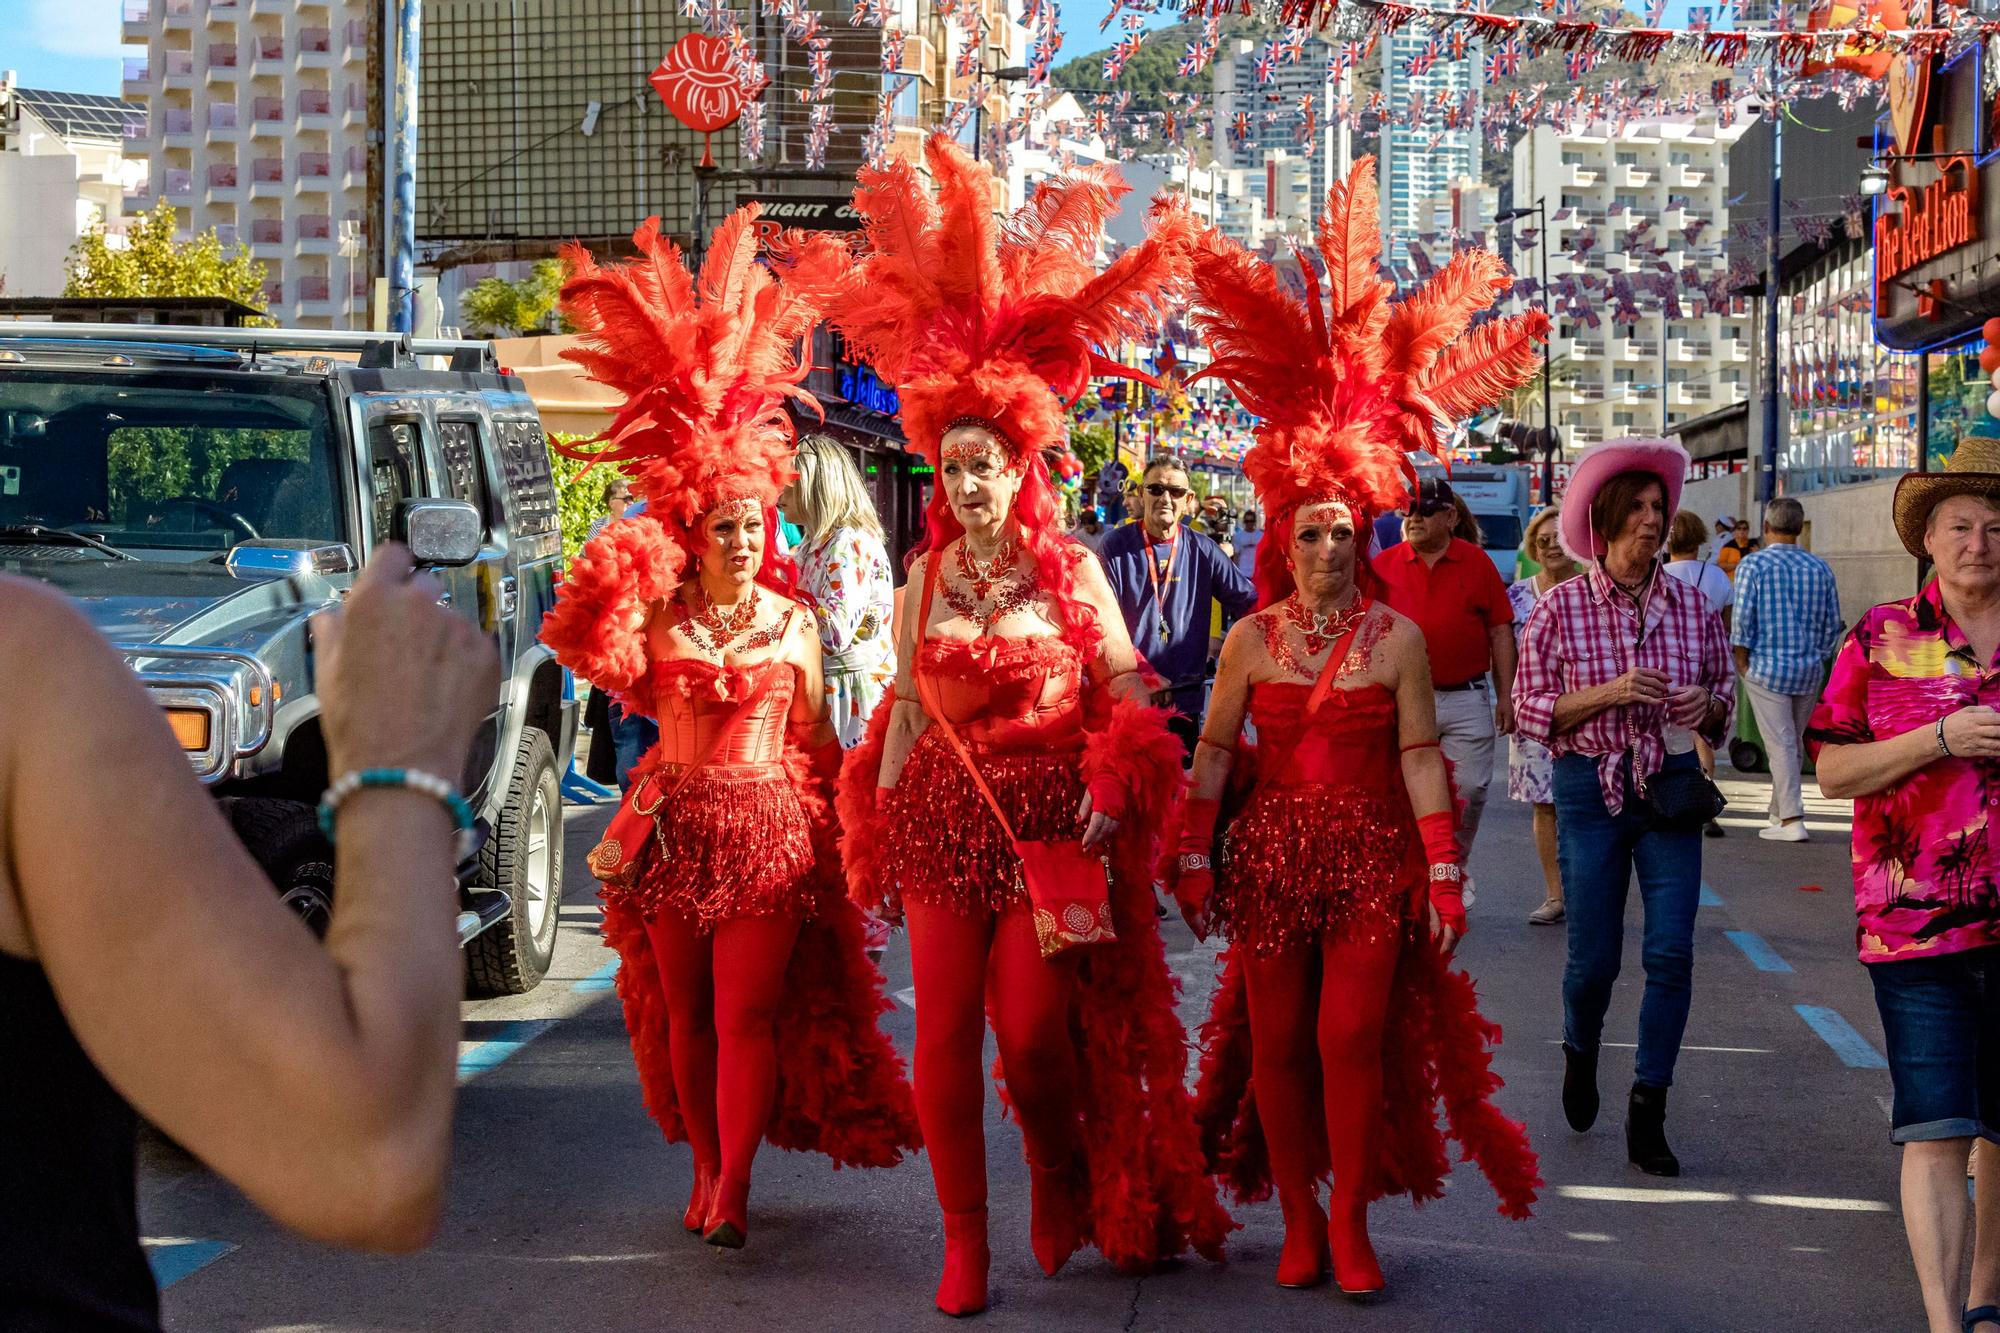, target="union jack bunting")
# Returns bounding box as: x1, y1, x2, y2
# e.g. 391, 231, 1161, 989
1484, 39, 1522, 82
